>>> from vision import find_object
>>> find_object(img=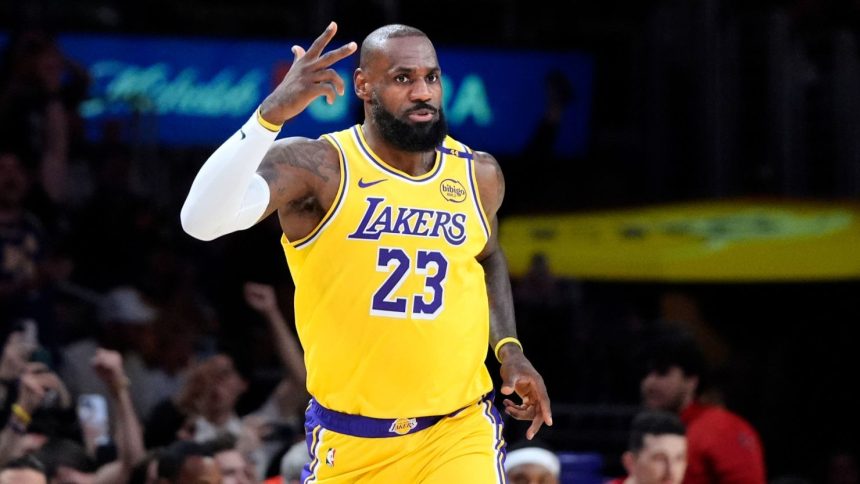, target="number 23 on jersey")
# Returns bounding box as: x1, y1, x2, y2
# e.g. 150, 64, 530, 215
371, 247, 448, 320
